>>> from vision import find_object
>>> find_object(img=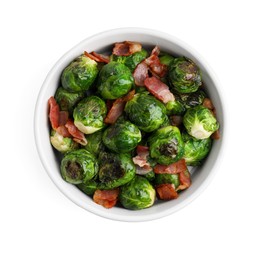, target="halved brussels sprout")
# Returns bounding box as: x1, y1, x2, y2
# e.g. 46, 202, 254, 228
102, 120, 141, 153
154, 174, 180, 189
183, 105, 219, 139
124, 92, 167, 132
73, 96, 107, 134
61, 55, 98, 92
98, 152, 135, 189
182, 131, 212, 165
50, 130, 78, 153
77, 179, 98, 196
84, 130, 105, 156
168, 57, 202, 93
97, 62, 134, 99
148, 125, 184, 165
60, 149, 98, 184
119, 176, 156, 210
